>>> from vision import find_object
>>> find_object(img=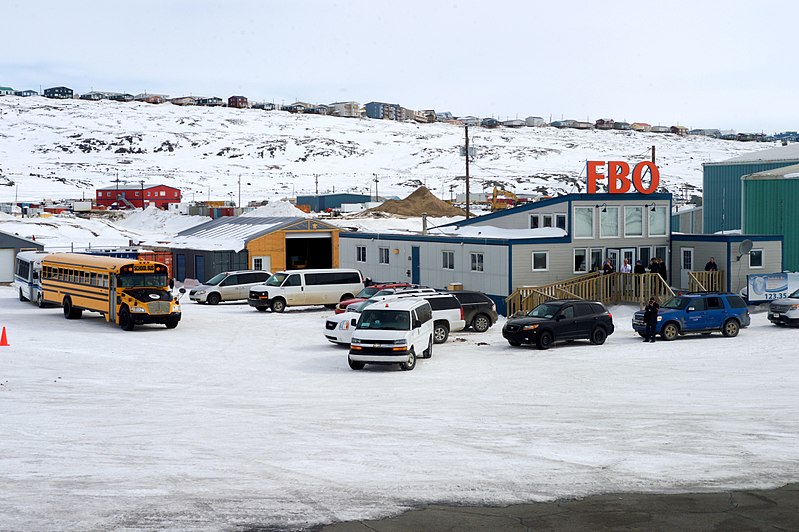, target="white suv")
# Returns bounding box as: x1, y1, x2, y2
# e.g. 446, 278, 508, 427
768, 289, 799, 326
190, 270, 272, 304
